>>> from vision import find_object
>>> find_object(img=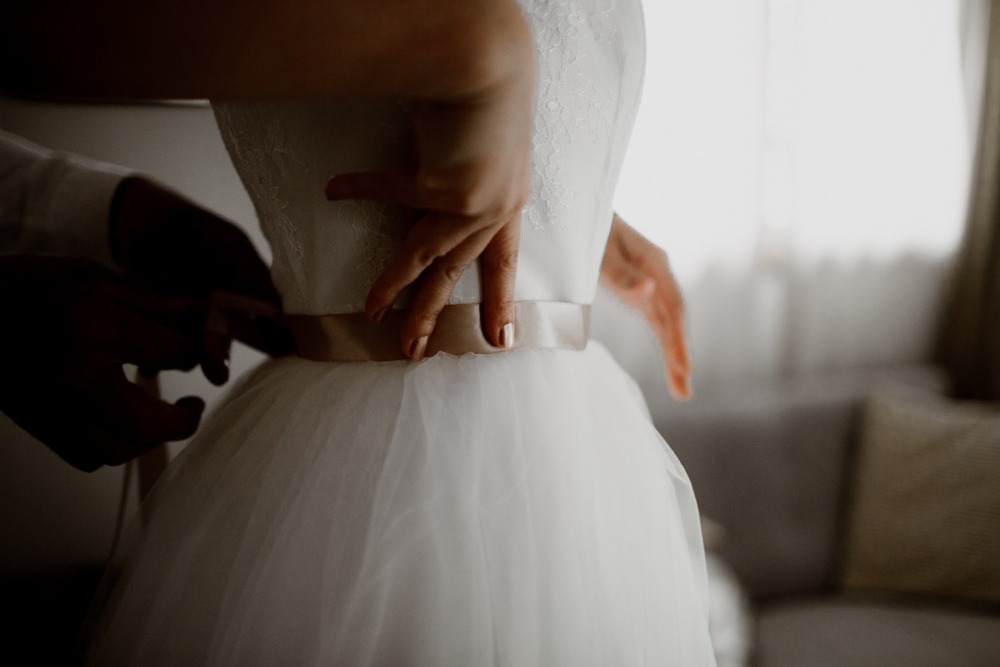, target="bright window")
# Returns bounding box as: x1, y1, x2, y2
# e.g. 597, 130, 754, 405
618, 0, 973, 280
